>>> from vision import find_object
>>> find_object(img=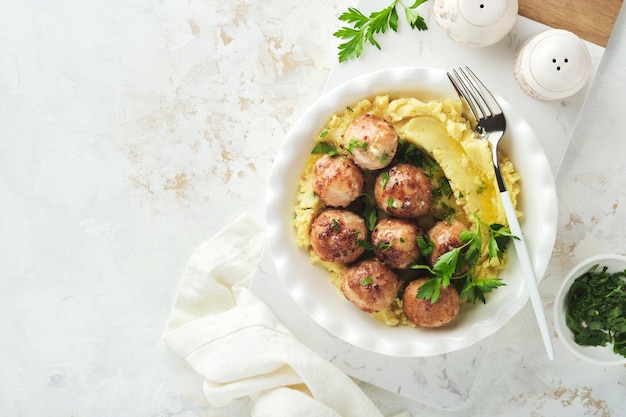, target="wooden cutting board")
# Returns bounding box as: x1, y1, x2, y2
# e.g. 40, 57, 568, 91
519, 0, 623, 47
